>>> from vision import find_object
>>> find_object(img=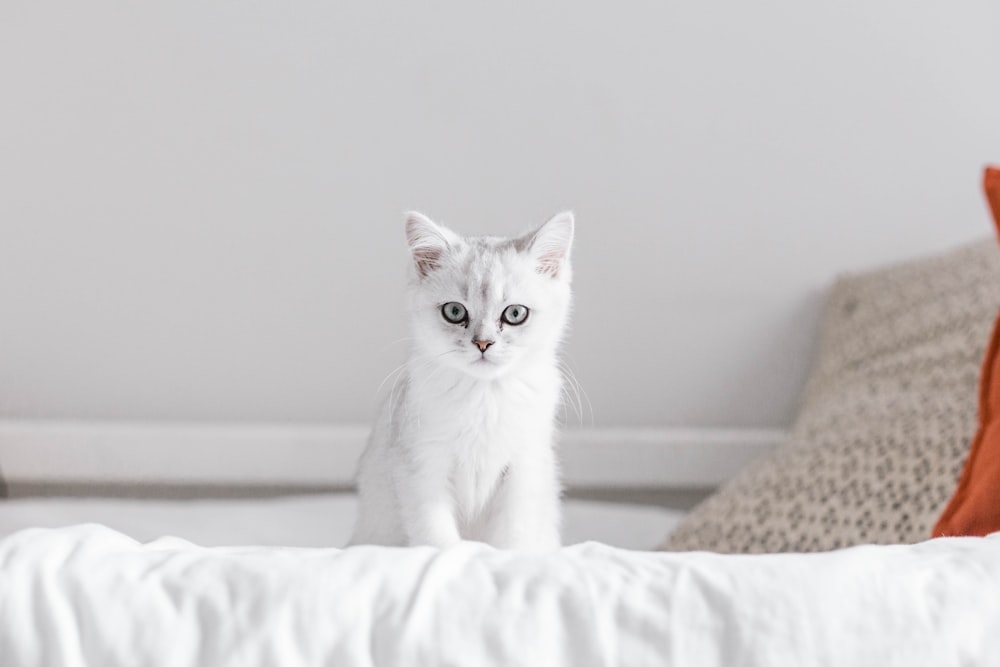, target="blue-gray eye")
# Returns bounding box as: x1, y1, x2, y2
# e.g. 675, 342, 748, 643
441, 302, 468, 324
501, 304, 529, 326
